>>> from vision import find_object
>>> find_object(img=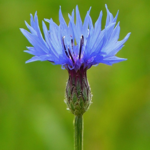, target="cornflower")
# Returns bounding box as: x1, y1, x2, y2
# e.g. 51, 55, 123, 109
21, 5, 130, 150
